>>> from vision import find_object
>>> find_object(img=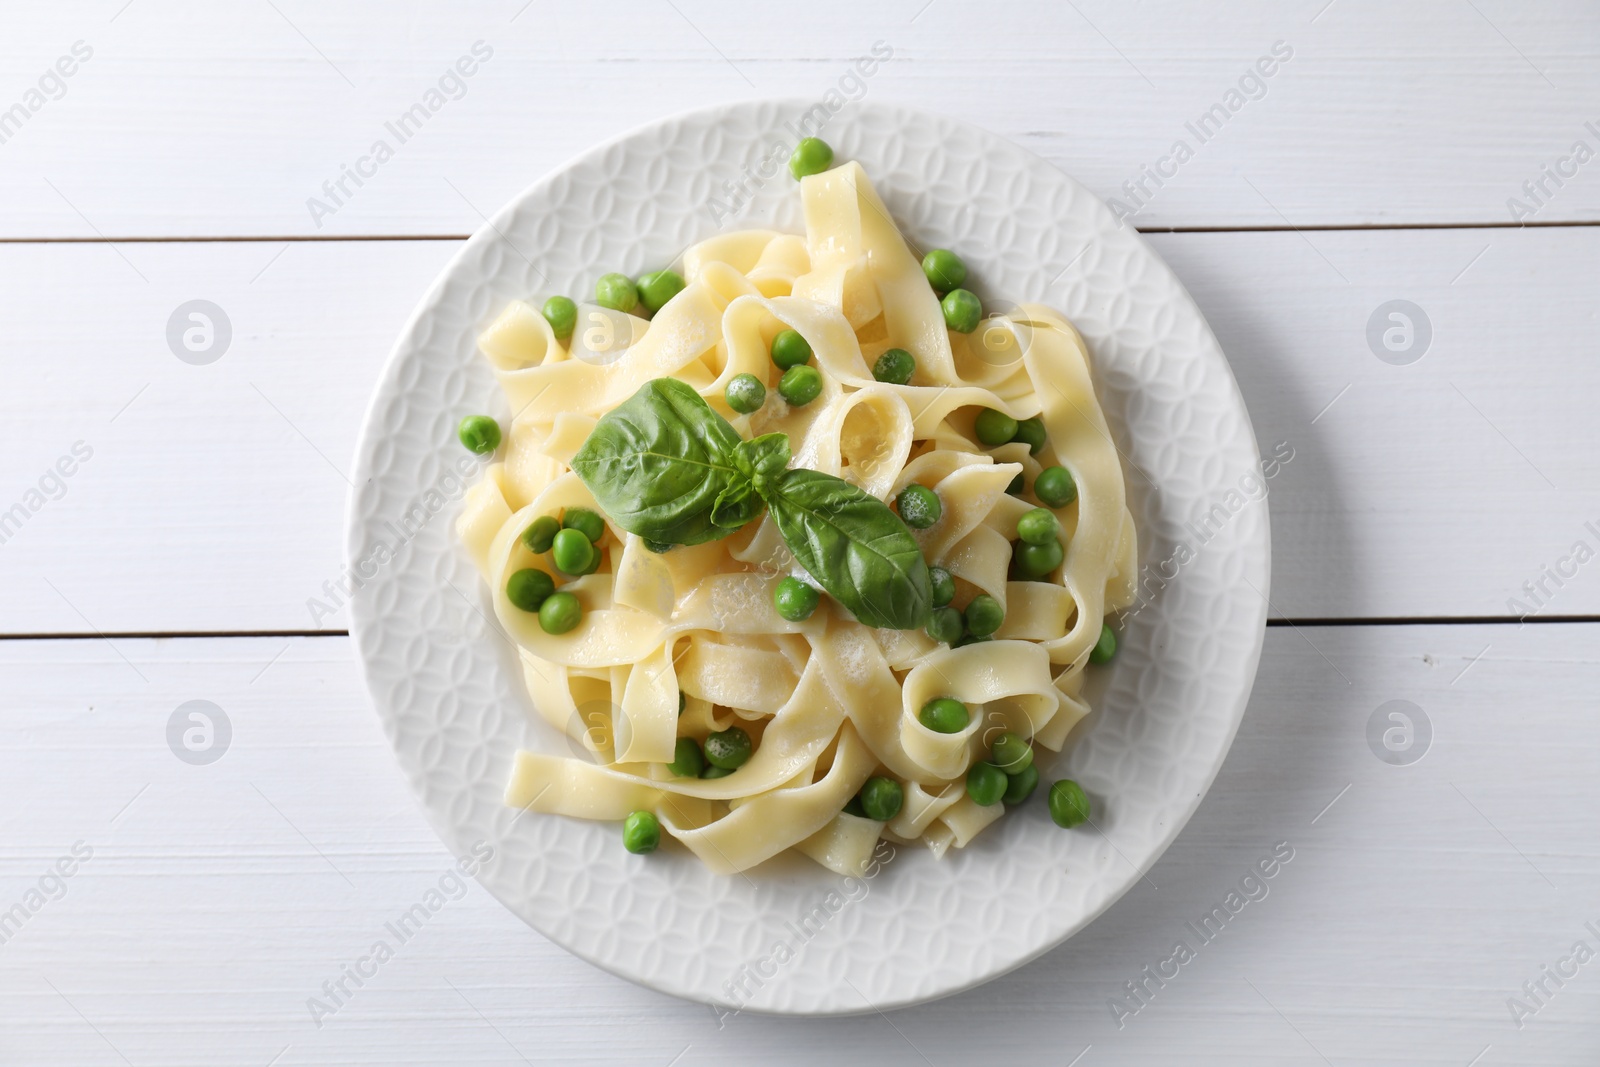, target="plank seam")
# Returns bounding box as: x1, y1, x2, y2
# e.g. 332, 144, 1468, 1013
0, 219, 1598, 245
1, 616, 1597, 641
